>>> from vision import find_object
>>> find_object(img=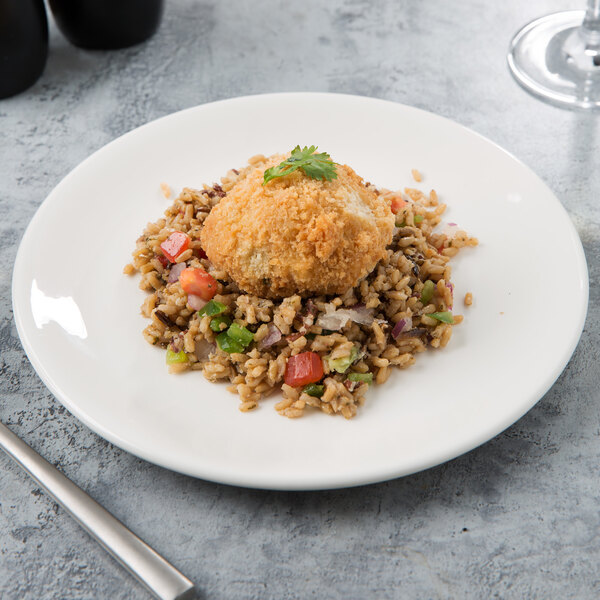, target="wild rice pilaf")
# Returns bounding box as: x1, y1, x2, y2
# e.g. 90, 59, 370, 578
124, 155, 478, 419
